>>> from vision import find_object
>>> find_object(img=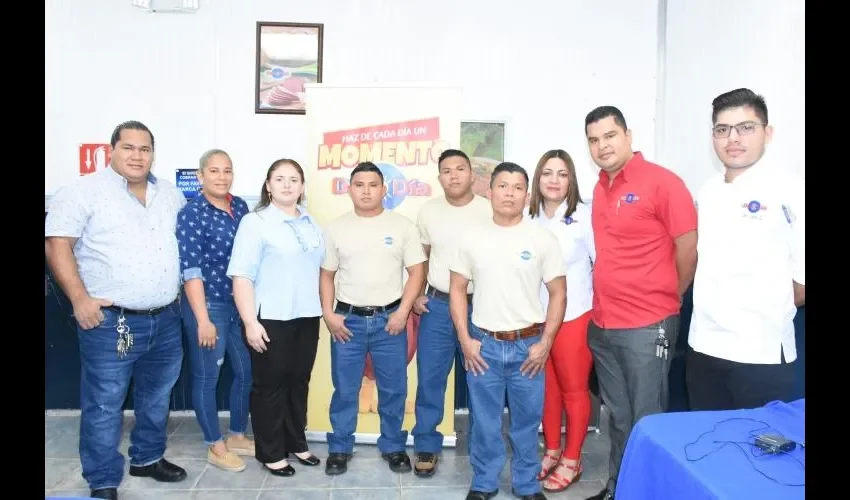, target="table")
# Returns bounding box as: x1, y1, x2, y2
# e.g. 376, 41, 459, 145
616, 399, 805, 499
